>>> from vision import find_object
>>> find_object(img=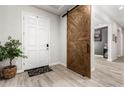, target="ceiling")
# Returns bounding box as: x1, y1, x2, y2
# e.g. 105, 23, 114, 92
34, 5, 75, 16
94, 5, 124, 28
